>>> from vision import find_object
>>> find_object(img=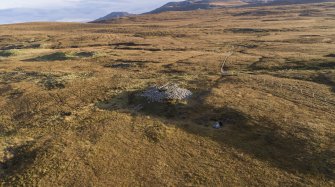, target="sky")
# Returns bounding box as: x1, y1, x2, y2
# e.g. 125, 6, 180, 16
0, 0, 183, 24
